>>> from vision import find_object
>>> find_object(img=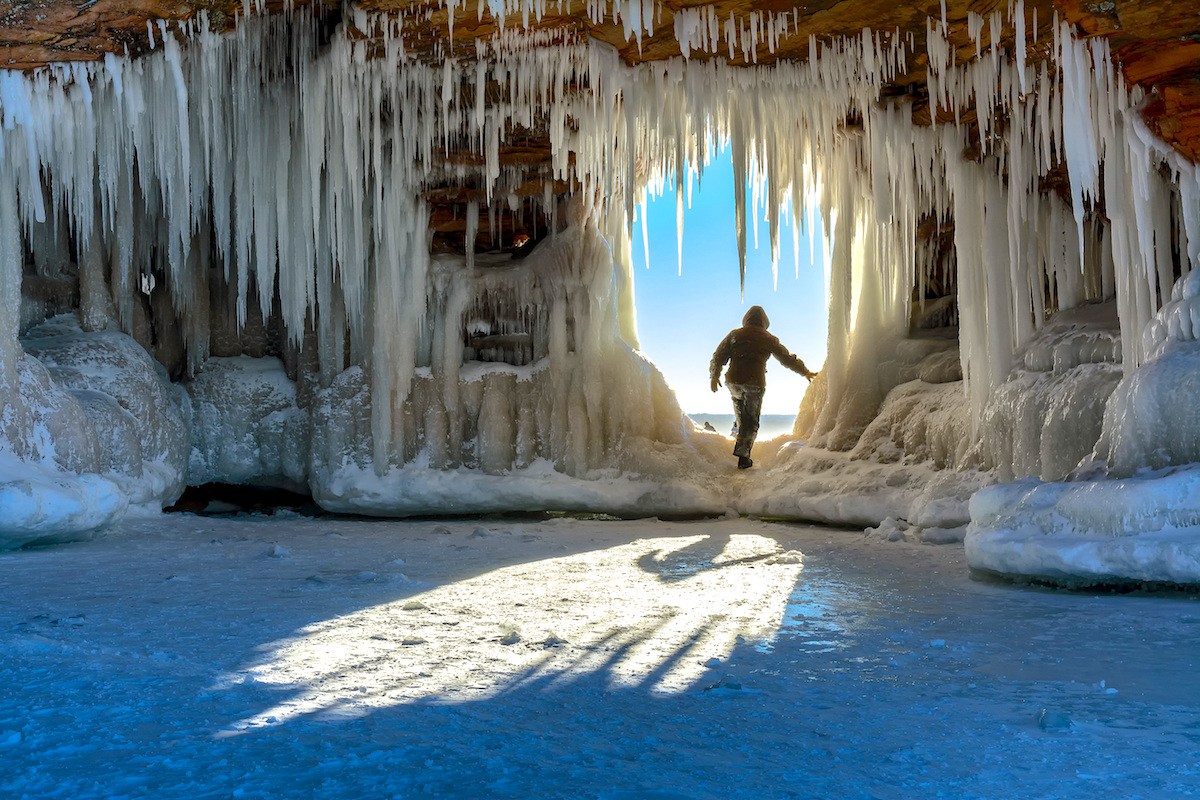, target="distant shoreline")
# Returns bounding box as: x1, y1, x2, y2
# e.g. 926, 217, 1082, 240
686, 413, 796, 439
